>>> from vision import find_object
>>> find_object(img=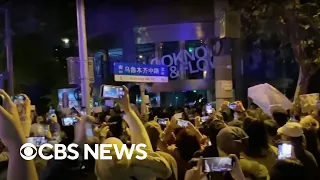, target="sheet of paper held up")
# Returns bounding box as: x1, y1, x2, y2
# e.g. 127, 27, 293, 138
248, 83, 292, 115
